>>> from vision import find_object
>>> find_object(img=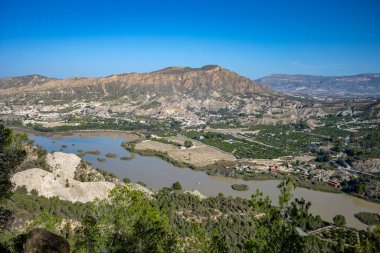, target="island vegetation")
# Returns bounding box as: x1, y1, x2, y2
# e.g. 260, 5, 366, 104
231, 184, 249, 191
354, 212, 380, 226
105, 152, 117, 158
